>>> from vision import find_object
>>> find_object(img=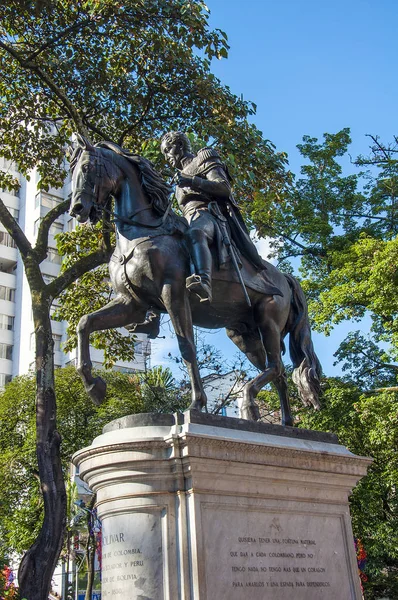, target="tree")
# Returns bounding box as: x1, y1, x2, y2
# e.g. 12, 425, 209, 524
0, 367, 143, 556
251, 129, 398, 385
298, 381, 398, 600
0, 365, 184, 595
0, 2, 291, 597
248, 130, 398, 597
